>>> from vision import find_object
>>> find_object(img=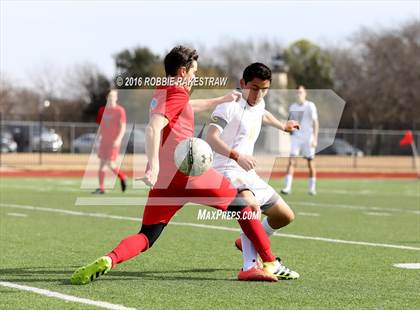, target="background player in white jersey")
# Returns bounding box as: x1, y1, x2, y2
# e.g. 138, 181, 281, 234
282, 85, 319, 195
206, 63, 300, 280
